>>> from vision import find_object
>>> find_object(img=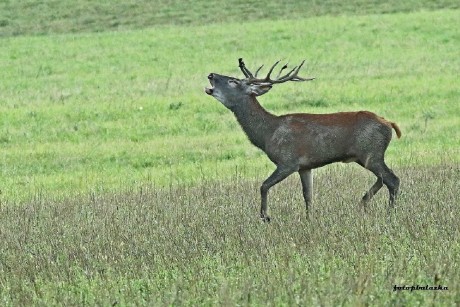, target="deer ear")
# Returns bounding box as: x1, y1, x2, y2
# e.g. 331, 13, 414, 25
249, 83, 272, 96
